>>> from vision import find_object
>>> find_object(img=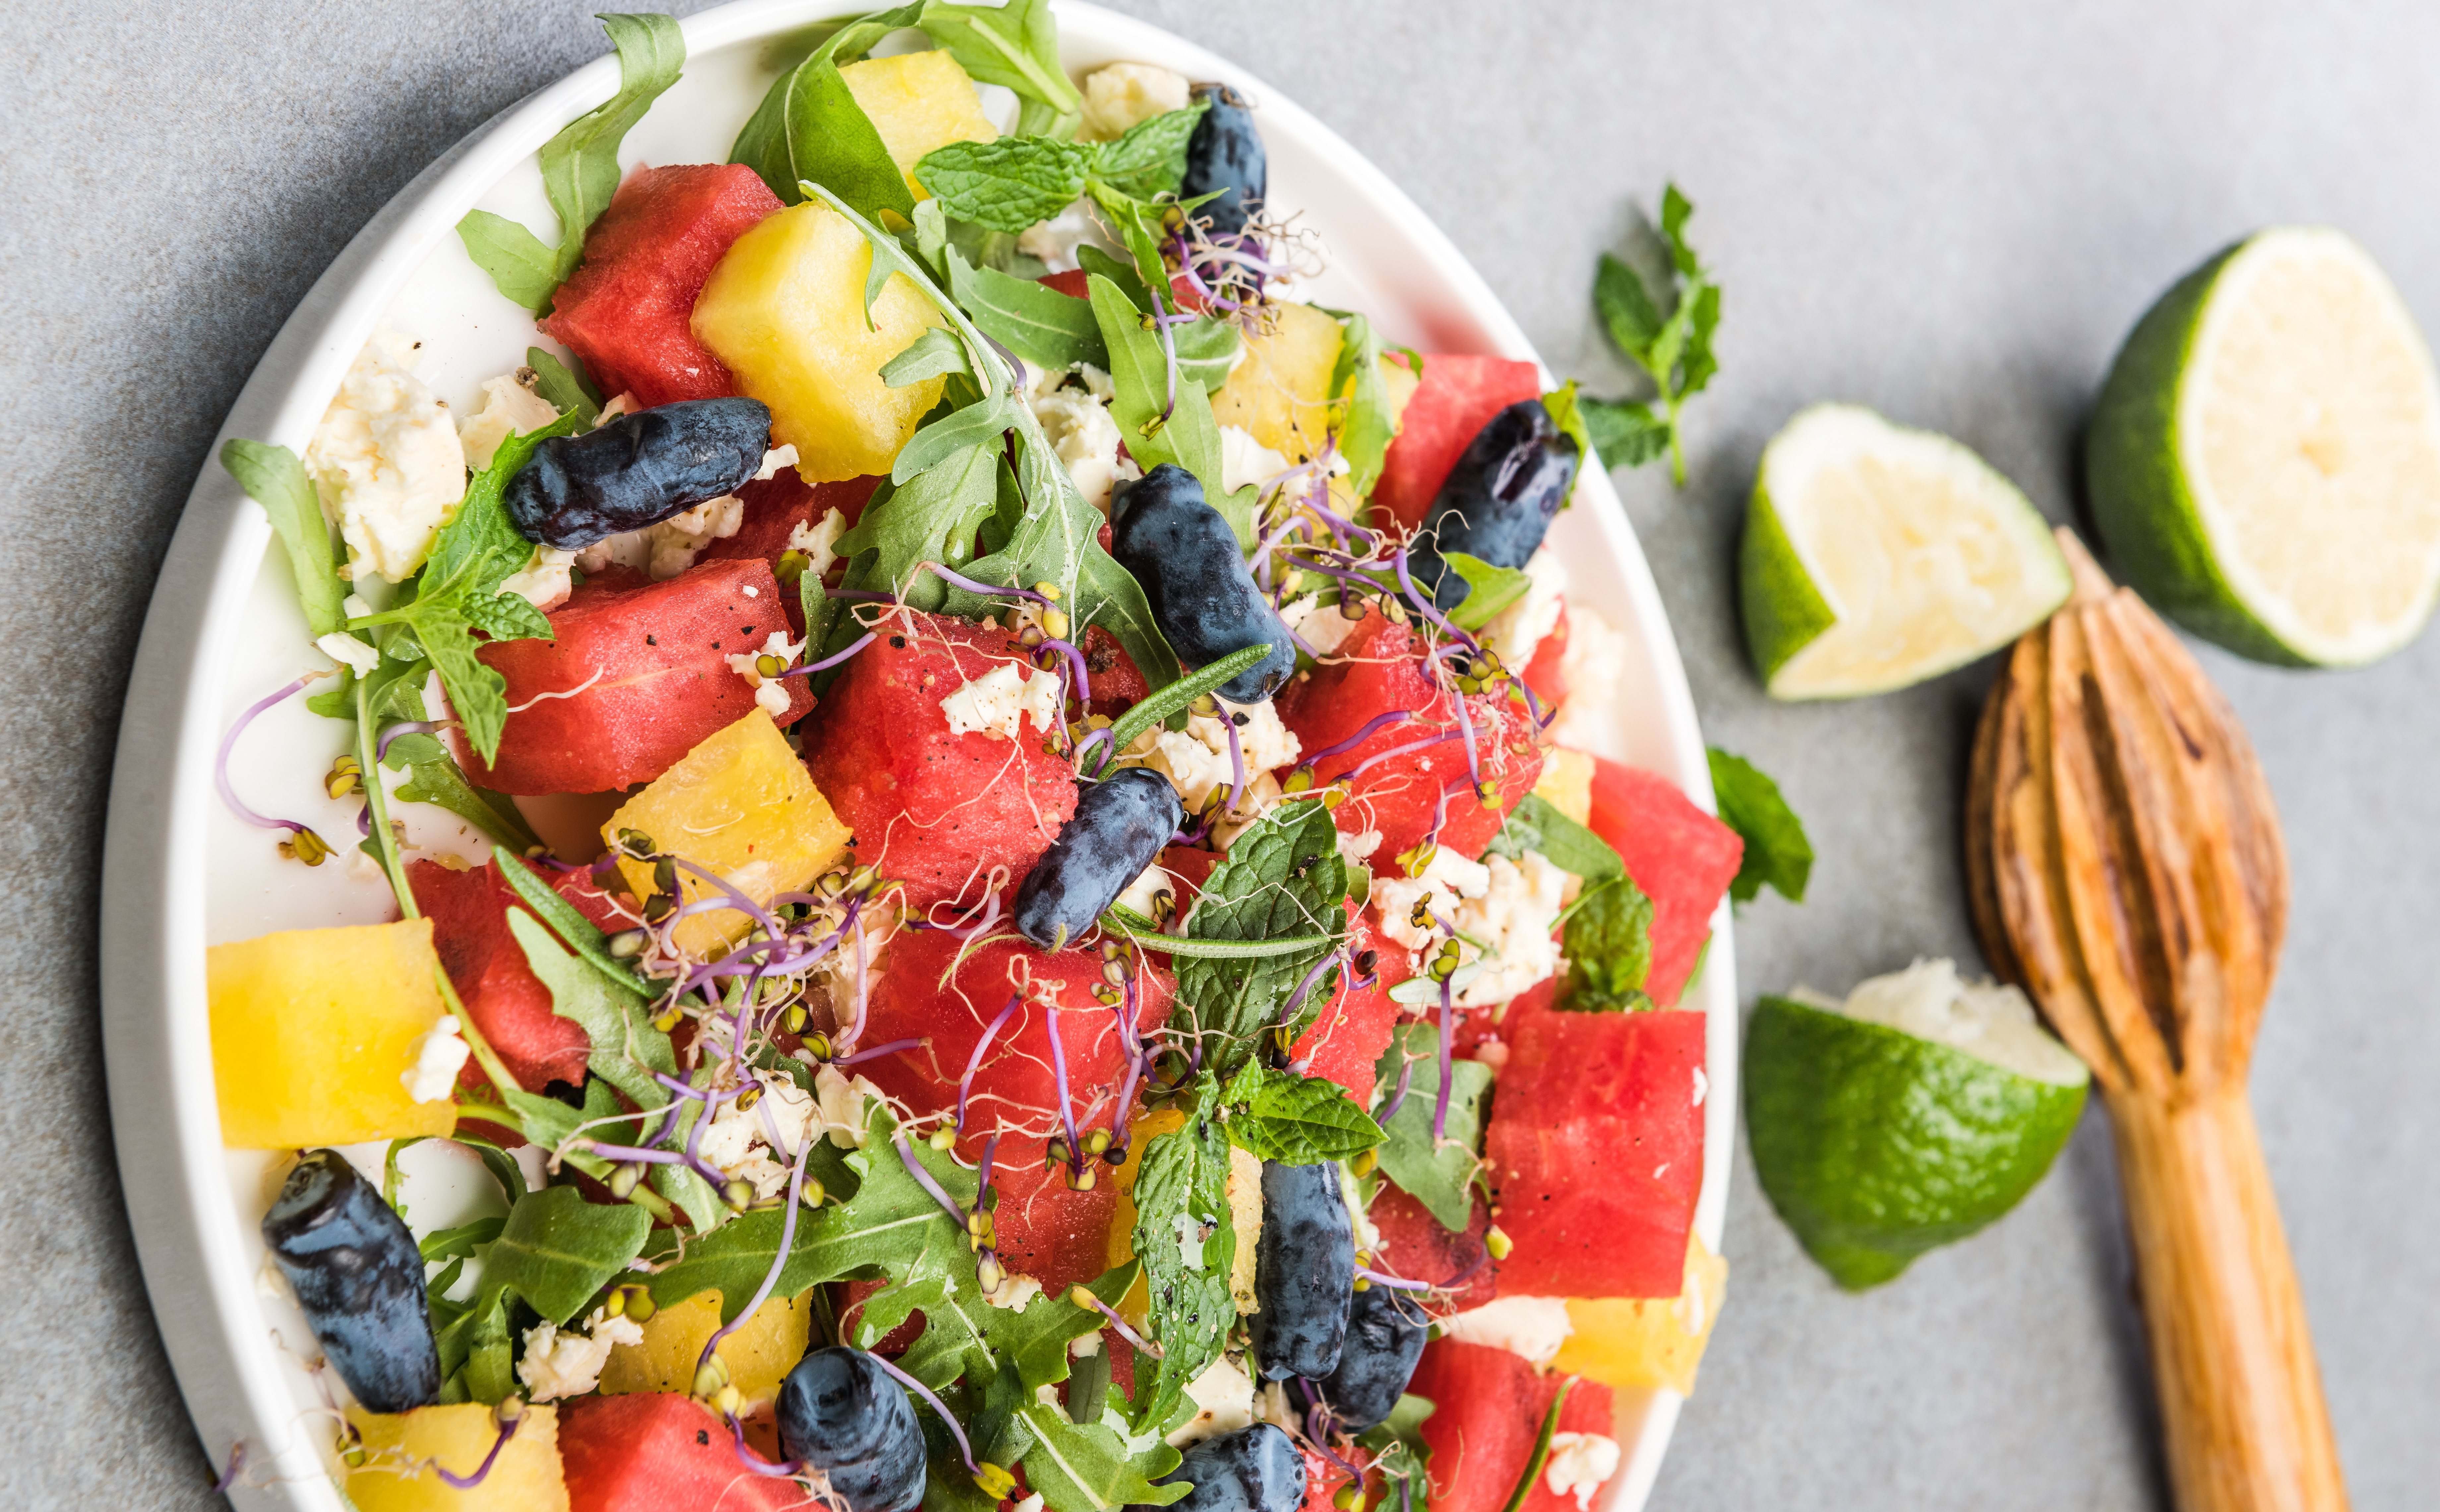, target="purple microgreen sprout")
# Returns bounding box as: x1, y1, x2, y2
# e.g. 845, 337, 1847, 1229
834, 1037, 921, 1066
957, 996, 1023, 1133
925, 562, 1052, 606
1068, 1285, 1164, 1358
1043, 997, 1084, 1175
215, 675, 327, 852
892, 1134, 969, 1228
432, 1403, 522, 1489
869, 1350, 984, 1476
1377, 1055, 1416, 1125
1353, 1264, 1432, 1292
695, 1125, 818, 1383
775, 630, 878, 679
